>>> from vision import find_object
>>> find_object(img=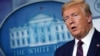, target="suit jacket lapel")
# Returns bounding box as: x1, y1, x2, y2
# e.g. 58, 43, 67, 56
62, 40, 75, 56
87, 29, 100, 56
69, 41, 75, 56
67, 40, 75, 56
